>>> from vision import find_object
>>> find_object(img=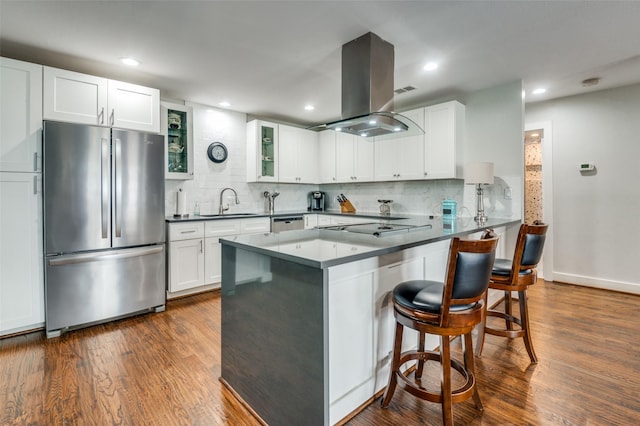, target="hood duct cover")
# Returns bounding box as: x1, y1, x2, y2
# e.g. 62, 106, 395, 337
311, 32, 424, 139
